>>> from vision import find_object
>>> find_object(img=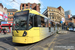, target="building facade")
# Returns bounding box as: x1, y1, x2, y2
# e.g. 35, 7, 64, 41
42, 6, 65, 23
65, 10, 72, 20
0, 3, 12, 33
7, 9, 17, 22
20, 3, 40, 12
